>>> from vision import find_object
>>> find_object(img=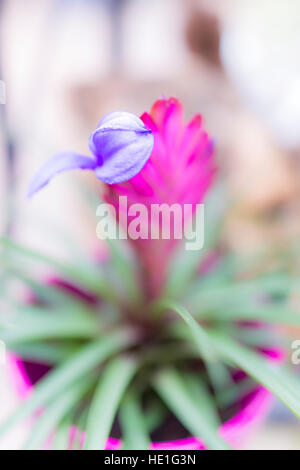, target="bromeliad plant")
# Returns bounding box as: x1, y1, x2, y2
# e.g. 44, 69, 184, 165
1, 97, 300, 450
